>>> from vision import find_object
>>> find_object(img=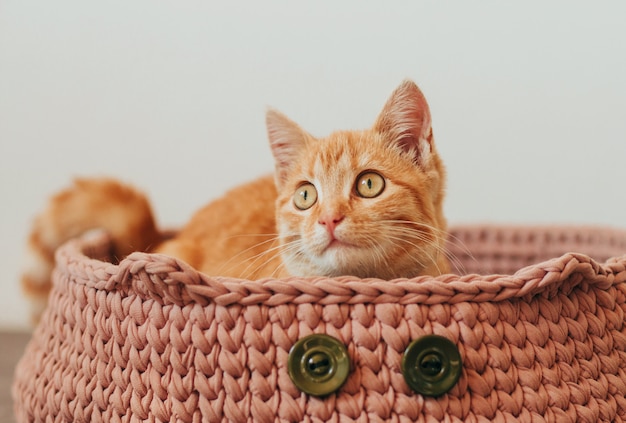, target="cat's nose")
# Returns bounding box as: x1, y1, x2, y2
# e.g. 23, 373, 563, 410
318, 214, 344, 236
